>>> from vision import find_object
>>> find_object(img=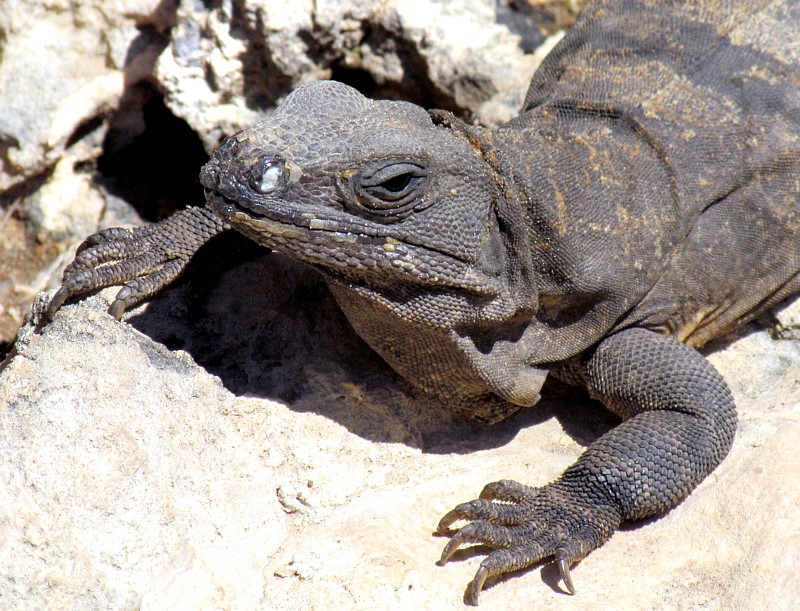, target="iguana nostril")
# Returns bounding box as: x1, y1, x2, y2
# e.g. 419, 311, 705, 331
199, 163, 218, 189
